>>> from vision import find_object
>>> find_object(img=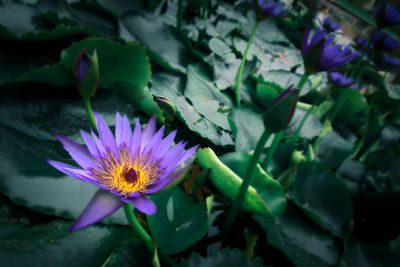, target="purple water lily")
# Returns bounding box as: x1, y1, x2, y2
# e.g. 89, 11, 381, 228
376, 2, 400, 27
321, 17, 341, 33
247, 0, 286, 18
47, 112, 198, 232
328, 72, 356, 87
302, 28, 360, 74
372, 31, 400, 51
